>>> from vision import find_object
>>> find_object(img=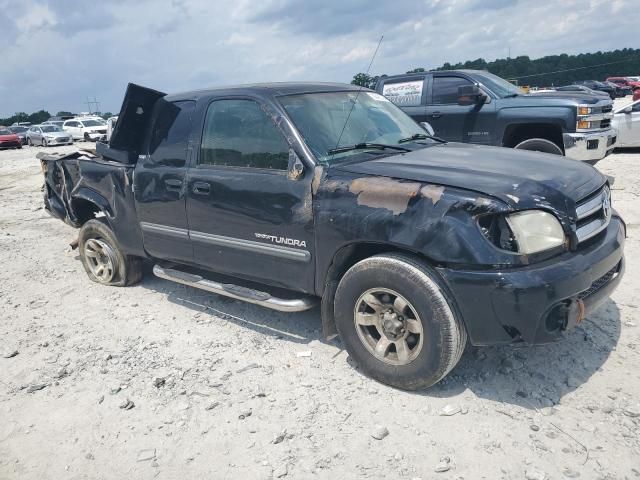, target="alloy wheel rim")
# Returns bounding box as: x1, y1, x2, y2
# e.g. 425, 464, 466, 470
353, 288, 424, 366
84, 238, 116, 282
